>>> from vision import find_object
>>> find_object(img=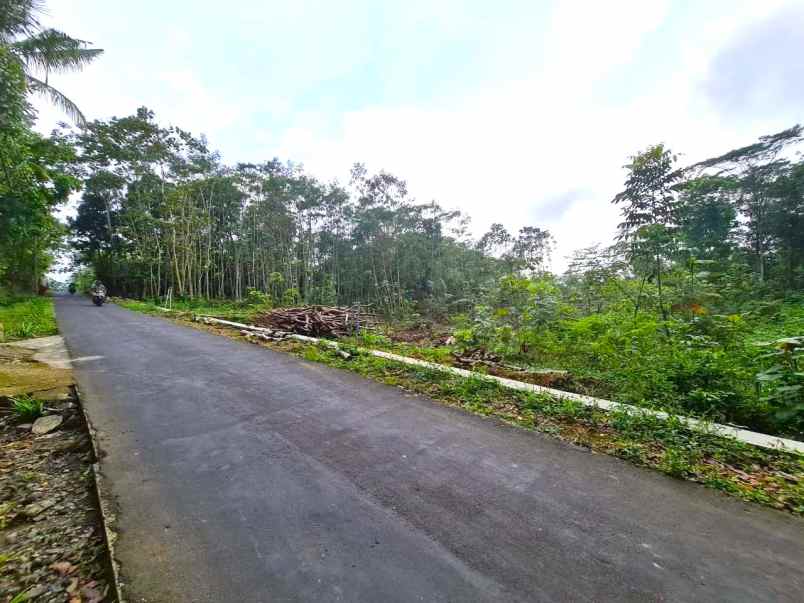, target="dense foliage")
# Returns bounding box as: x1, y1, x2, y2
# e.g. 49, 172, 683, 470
0, 0, 101, 293
456, 132, 804, 437
67, 108, 554, 313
